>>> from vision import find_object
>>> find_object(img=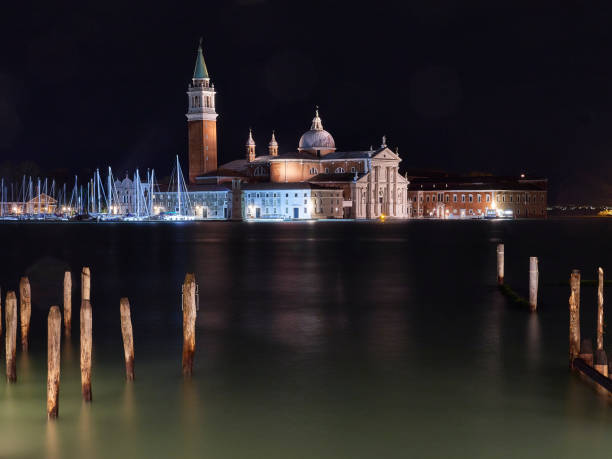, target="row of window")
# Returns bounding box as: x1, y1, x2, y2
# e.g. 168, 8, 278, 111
308, 167, 357, 175
415, 193, 544, 204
